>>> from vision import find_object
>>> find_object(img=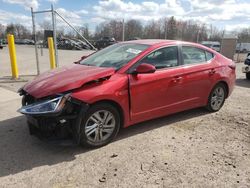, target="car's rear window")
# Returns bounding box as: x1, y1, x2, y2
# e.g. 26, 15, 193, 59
182, 46, 206, 64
